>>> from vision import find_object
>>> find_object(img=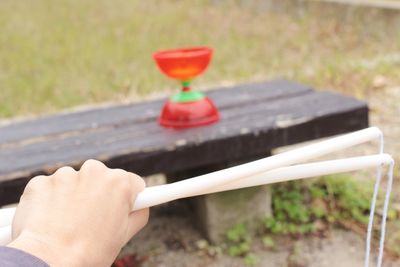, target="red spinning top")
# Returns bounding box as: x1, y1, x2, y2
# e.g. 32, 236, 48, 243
153, 47, 220, 129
